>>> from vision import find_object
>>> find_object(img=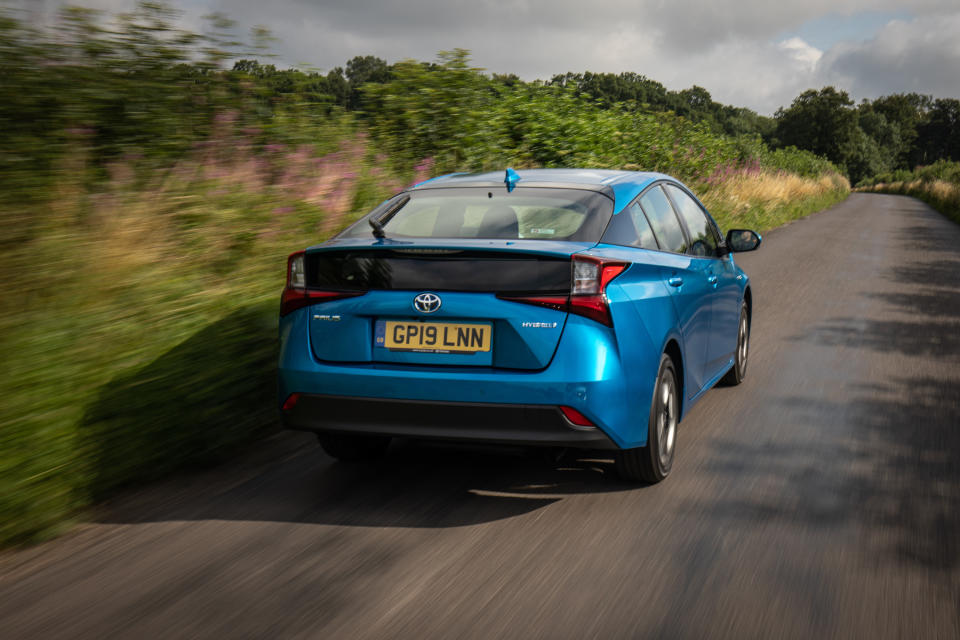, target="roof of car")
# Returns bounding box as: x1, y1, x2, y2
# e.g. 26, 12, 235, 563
410, 168, 676, 214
